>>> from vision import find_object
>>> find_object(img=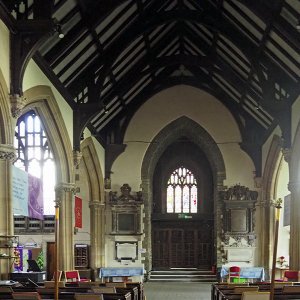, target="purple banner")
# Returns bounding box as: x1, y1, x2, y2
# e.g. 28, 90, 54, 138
28, 174, 44, 220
